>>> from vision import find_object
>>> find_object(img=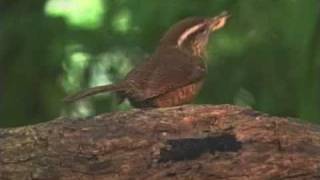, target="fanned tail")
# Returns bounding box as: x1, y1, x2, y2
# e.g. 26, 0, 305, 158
63, 83, 127, 103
